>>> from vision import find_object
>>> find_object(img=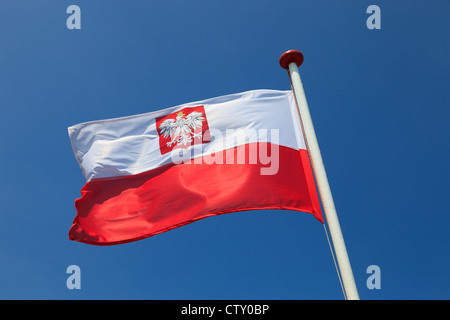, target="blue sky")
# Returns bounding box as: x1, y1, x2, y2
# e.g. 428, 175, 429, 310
0, 0, 448, 300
